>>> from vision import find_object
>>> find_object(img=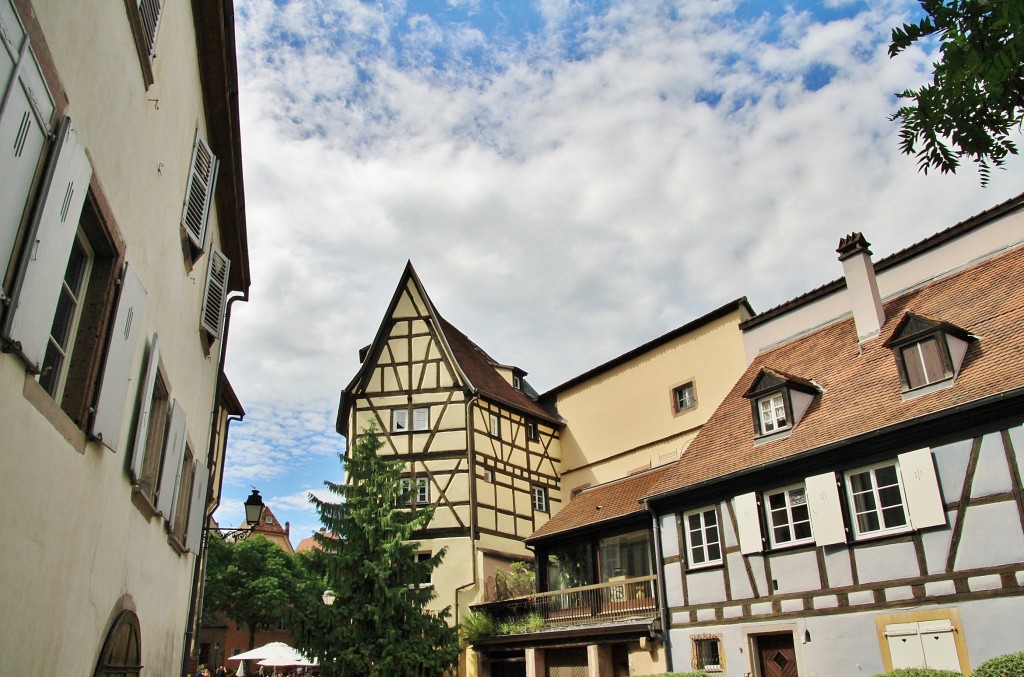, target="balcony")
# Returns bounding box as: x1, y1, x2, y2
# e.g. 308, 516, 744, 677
470, 574, 659, 639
